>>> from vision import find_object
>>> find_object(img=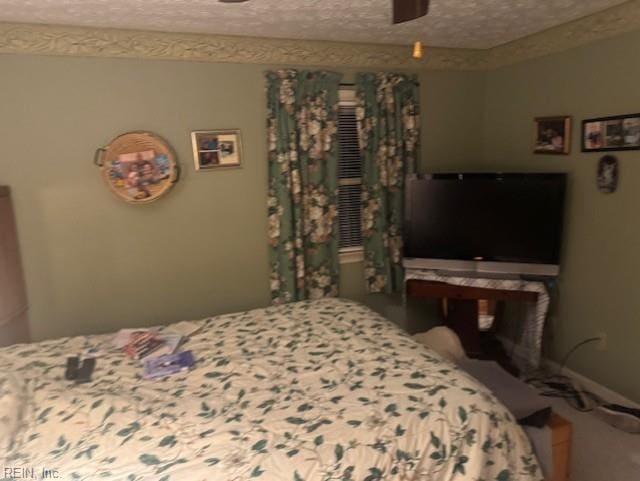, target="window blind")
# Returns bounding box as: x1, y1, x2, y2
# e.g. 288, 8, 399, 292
337, 90, 363, 250
338, 105, 362, 180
